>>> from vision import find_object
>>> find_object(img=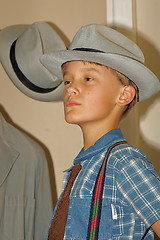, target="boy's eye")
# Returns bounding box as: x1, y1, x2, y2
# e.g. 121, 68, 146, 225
64, 80, 71, 85
86, 77, 94, 81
